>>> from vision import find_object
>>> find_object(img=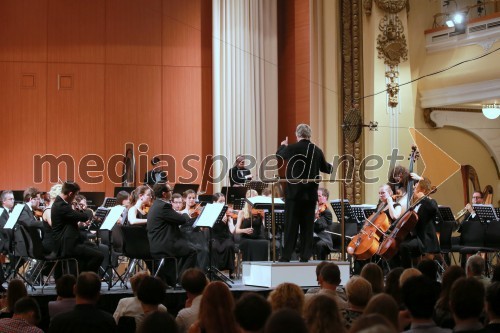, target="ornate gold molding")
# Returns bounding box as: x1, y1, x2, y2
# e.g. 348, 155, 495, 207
341, 0, 364, 204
